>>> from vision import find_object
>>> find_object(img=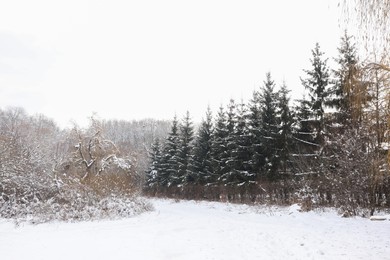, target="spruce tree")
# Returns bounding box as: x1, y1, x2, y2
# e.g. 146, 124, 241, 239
260, 72, 279, 180
188, 107, 214, 185
331, 31, 359, 125
229, 101, 253, 184
248, 89, 264, 179
220, 99, 237, 185
177, 111, 194, 185
276, 82, 293, 175
145, 138, 162, 188
294, 95, 316, 147
301, 43, 331, 144
291, 95, 321, 176
210, 106, 229, 184
160, 115, 180, 187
